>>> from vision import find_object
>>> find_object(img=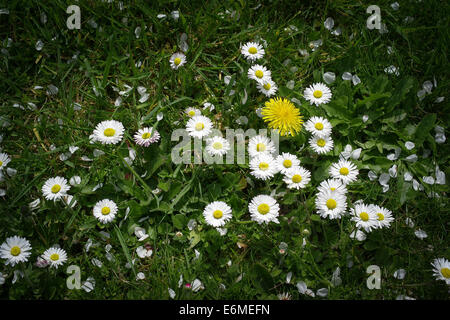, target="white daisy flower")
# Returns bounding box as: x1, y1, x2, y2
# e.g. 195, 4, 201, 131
169, 52, 186, 70
42, 247, 67, 269
370, 204, 394, 229
185, 107, 201, 118
283, 166, 311, 189
317, 178, 348, 195
309, 134, 334, 154
329, 159, 359, 184
203, 201, 232, 227
186, 115, 213, 139
93, 199, 118, 224
304, 116, 333, 137
304, 82, 332, 106
205, 136, 230, 156
350, 203, 378, 232
315, 189, 347, 219
248, 135, 275, 158
0, 236, 32, 266
241, 42, 265, 61
133, 127, 160, 147
0, 153, 11, 171
275, 152, 300, 174
42, 176, 70, 201
431, 258, 450, 285
256, 79, 278, 97
247, 64, 271, 84
92, 120, 125, 145
248, 195, 280, 225
250, 153, 279, 180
